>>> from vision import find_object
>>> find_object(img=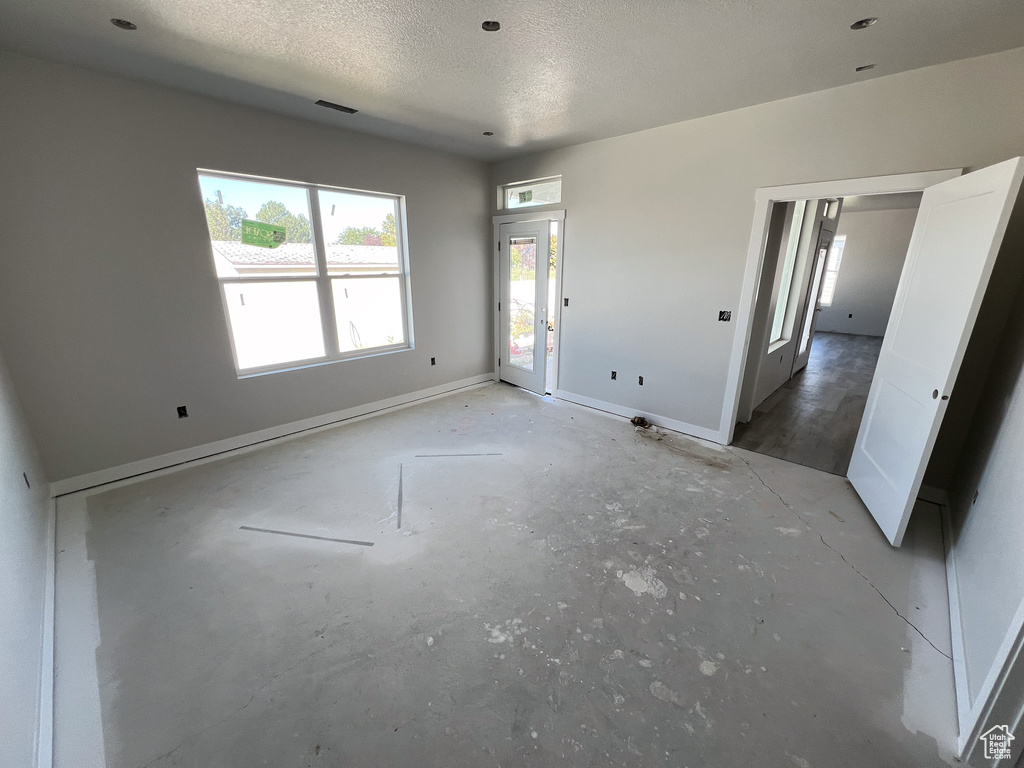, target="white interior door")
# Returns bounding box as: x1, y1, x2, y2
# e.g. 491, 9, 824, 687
792, 227, 834, 375
848, 157, 1024, 546
499, 221, 550, 394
